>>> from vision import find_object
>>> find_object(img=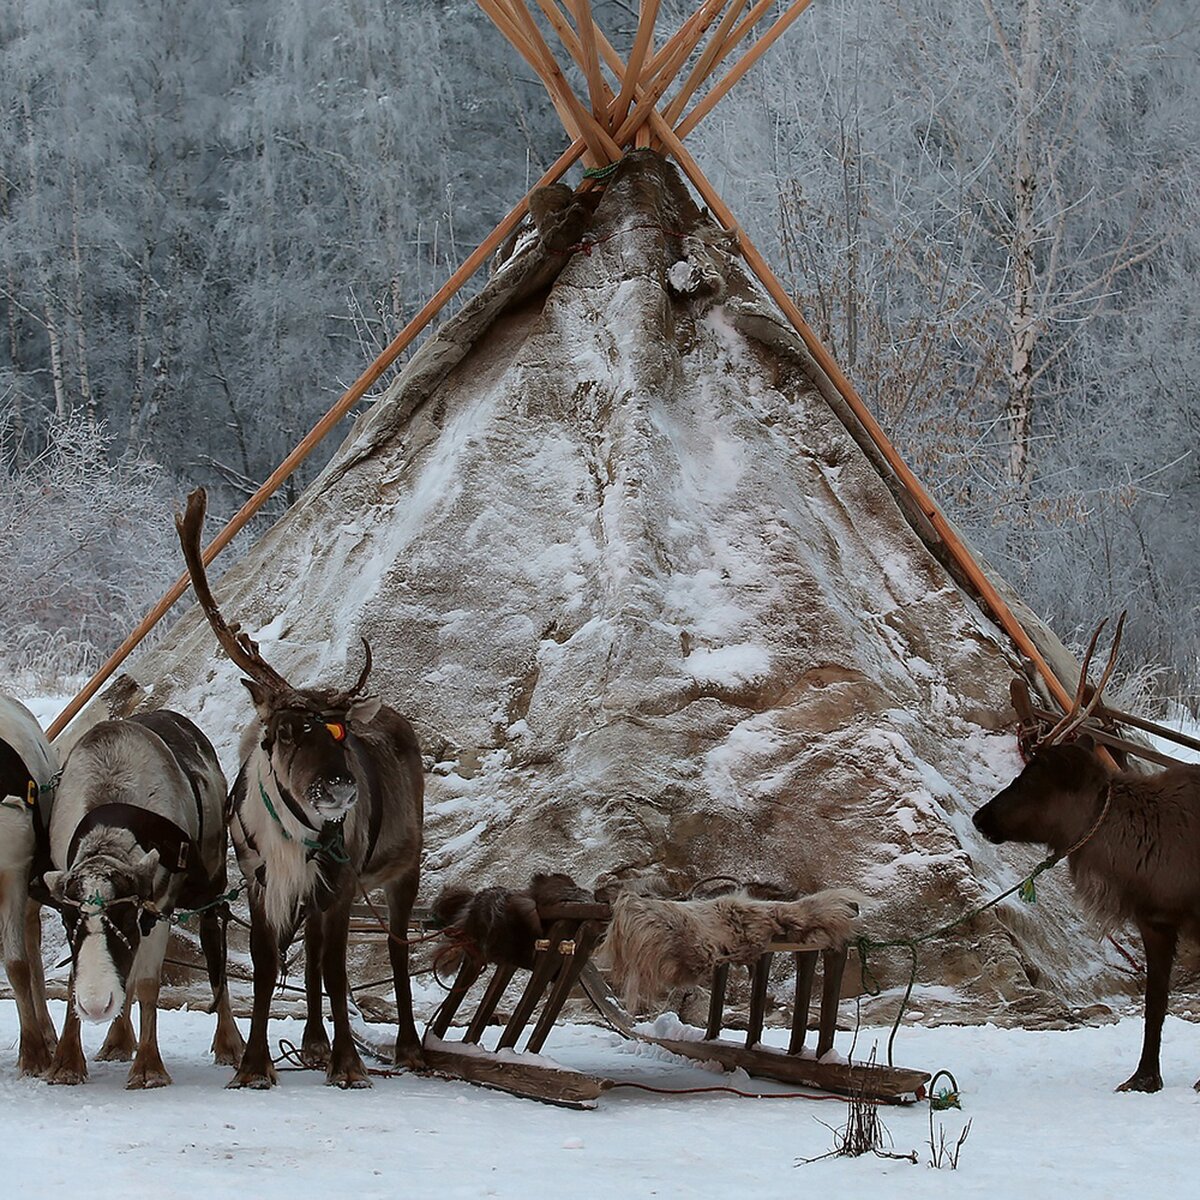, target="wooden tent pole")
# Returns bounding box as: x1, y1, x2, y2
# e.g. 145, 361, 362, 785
499, 0, 623, 162
645, 111, 1078, 715
661, 0, 750, 127
674, 0, 815, 141
47, 137, 589, 740
611, 0, 659, 129
569, 0, 610, 122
